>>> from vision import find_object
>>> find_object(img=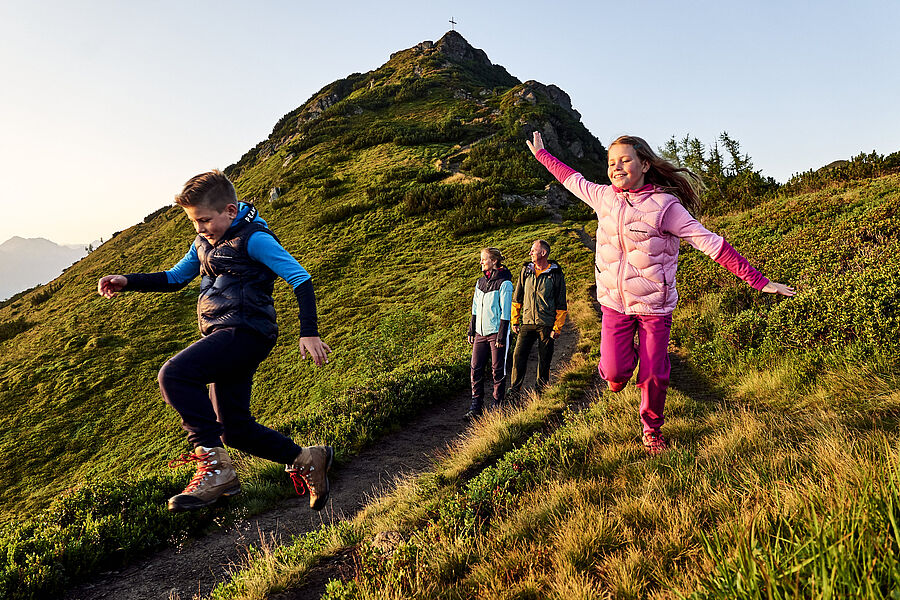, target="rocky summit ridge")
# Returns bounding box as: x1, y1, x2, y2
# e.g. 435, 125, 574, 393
226, 30, 604, 181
